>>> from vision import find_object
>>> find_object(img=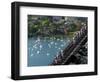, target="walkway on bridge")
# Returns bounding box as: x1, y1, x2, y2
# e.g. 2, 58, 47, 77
51, 26, 87, 65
